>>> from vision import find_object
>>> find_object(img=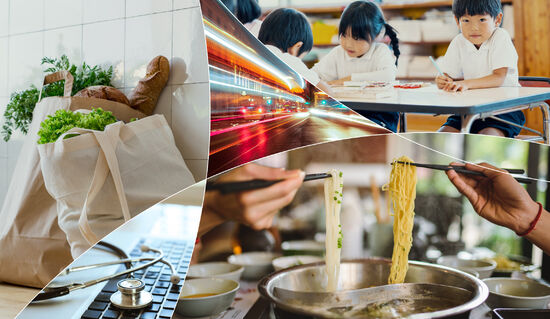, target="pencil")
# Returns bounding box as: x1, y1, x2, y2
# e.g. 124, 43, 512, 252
429, 56, 444, 76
